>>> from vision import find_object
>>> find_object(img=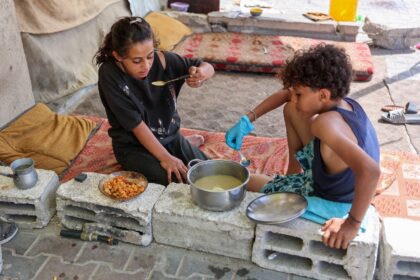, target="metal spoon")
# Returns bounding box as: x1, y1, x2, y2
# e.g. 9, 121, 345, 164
238, 151, 251, 167
151, 74, 191, 86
